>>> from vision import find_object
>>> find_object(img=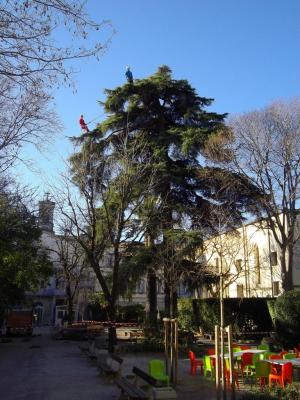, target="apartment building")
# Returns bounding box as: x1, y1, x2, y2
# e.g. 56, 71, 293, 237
199, 217, 300, 299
